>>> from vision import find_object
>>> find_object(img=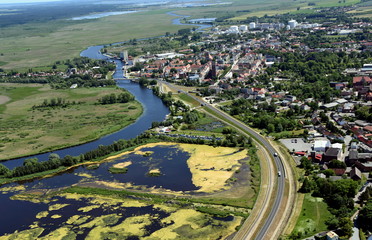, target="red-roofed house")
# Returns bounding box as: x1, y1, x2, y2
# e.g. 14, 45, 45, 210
353, 76, 372, 90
